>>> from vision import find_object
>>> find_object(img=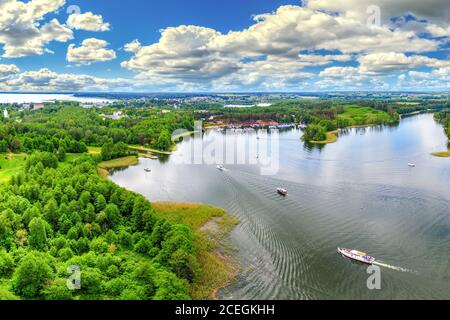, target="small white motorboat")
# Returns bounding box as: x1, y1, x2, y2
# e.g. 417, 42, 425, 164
408, 163, 416, 167
217, 165, 225, 171
144, 168, 152, 172
338, 248, 375, 265
277, 188, 288, 196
